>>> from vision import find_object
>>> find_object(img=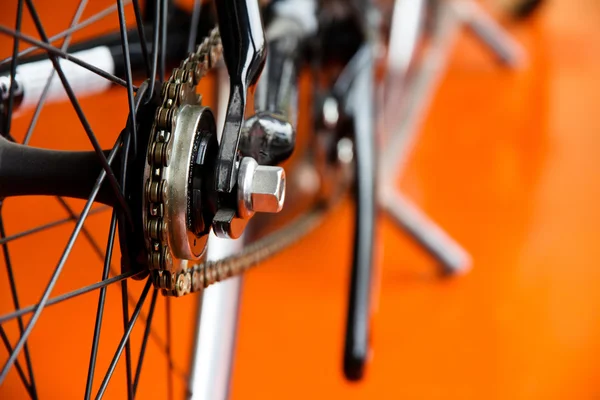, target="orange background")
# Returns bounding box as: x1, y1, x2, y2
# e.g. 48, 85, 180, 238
1, 0, 600, 399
